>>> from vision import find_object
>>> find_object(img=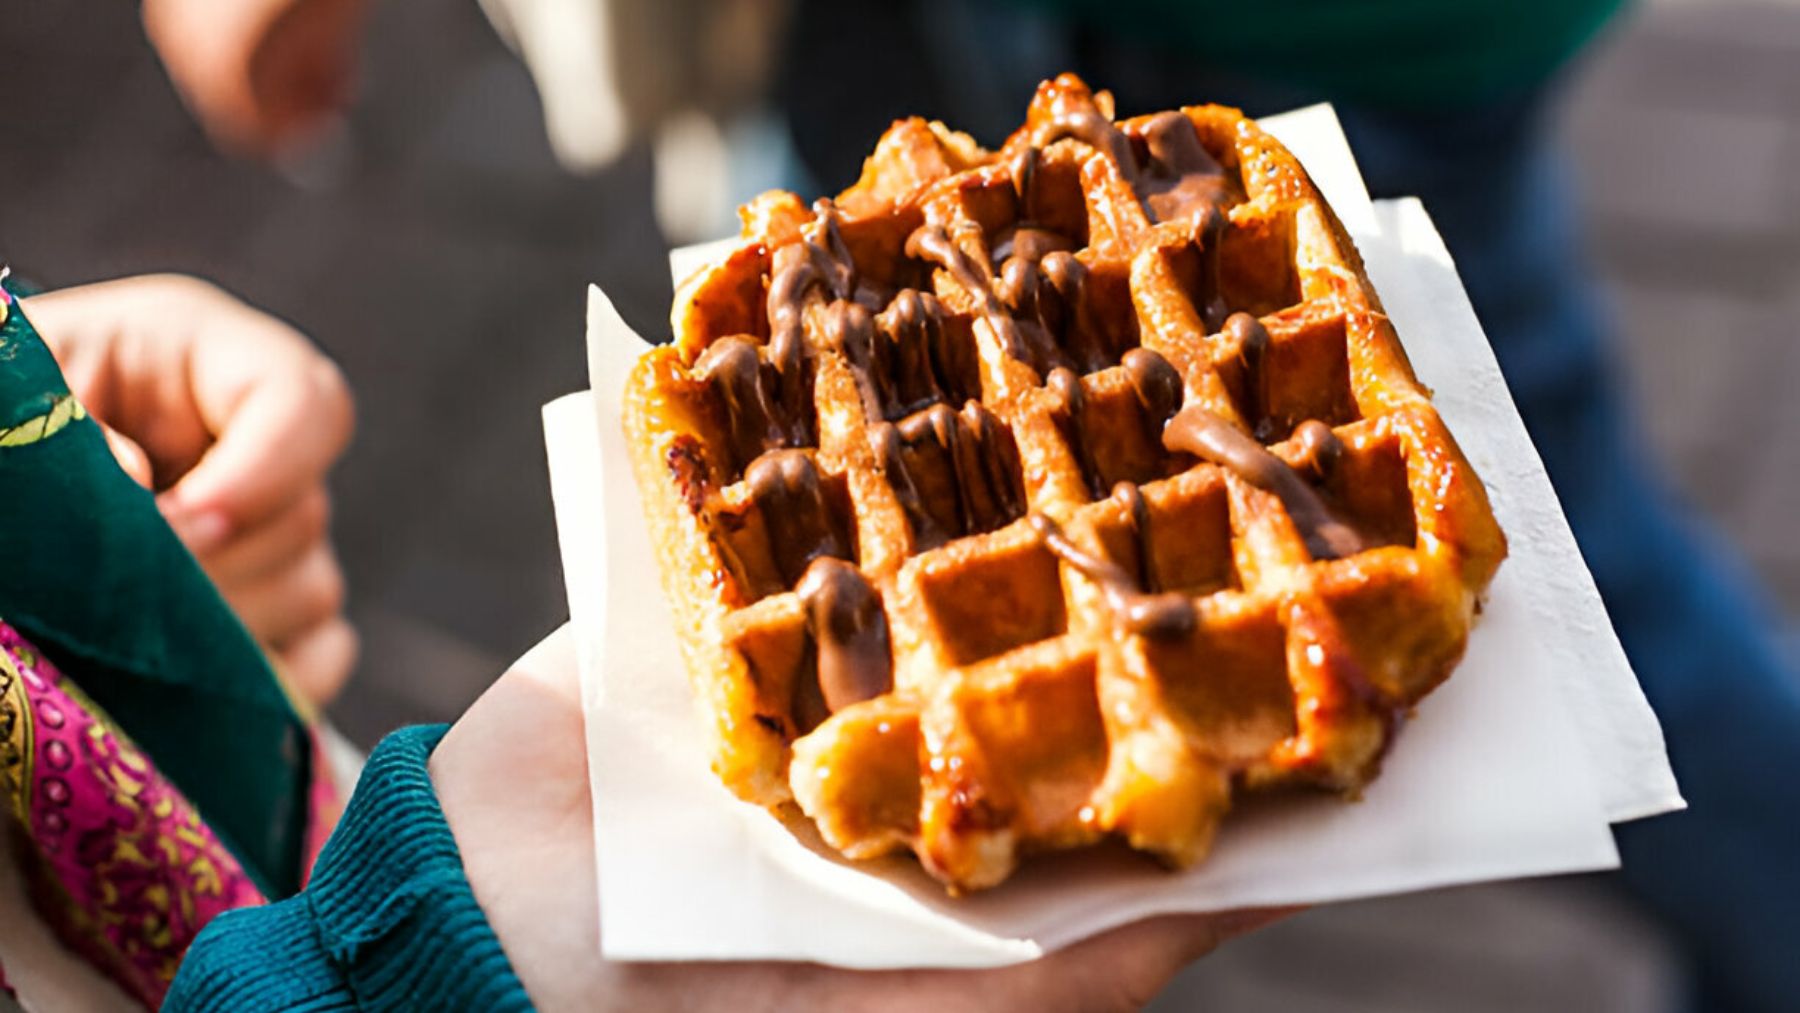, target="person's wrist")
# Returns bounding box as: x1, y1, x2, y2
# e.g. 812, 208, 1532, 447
427, 629, 605, 1007
294, 727, 530, 1008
